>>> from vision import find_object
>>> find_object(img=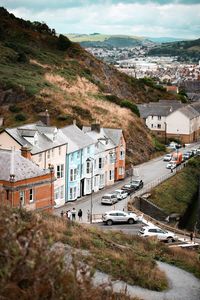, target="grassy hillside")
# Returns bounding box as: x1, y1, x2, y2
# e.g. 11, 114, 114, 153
0, 7, 176, 164
0, 204, 200, 300
66, 33, 144, 48
150, 157, 200, 228
148, 38, 200, 62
